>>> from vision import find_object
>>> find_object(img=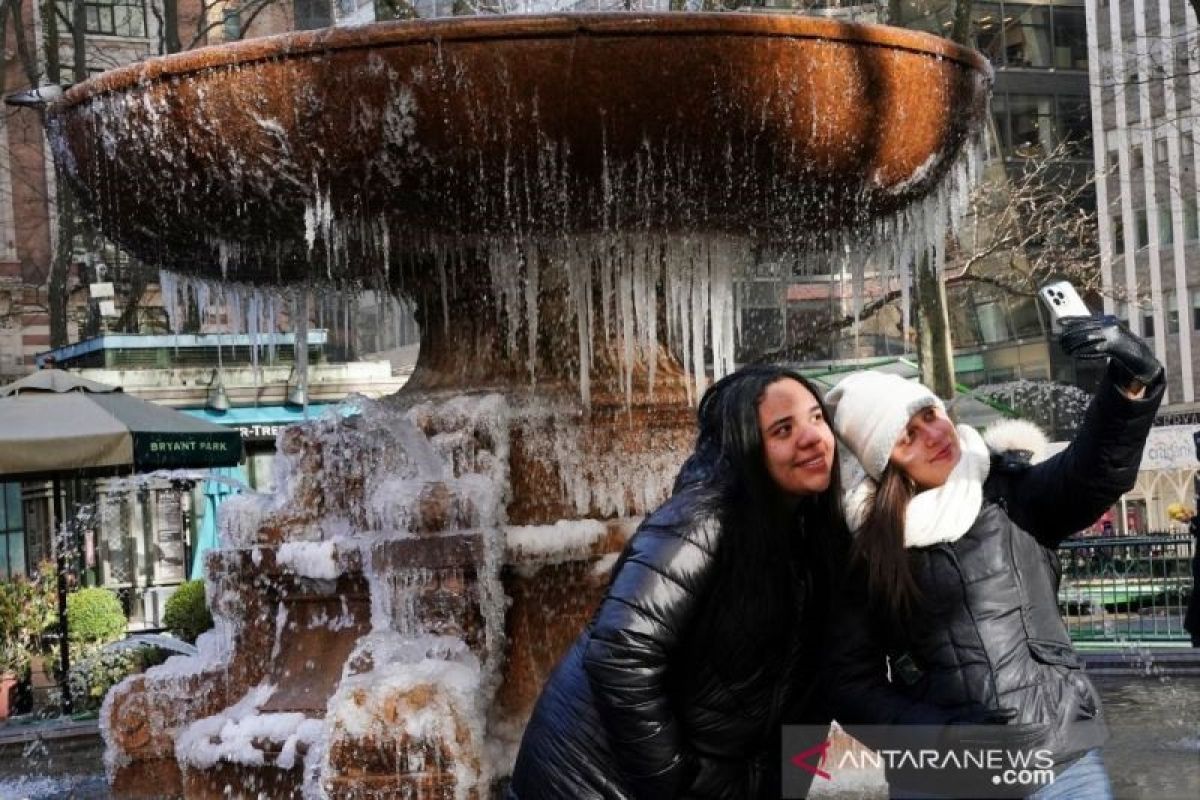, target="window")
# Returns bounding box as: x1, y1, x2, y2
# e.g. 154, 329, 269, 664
1192, 289, 1200, 330
1056, 97, 1091, 155
1132, 144, 1144, 170
1159, 206, 1174, 246
1113, 216, 1125, 255
1051, 6, 1088, 70
974, 294, 1012, 345
295, 0, 332, 30
57, 0, 147, 37
223, 7, 241, 41
1185, 135, 1196, 158
1166, 290, 1180, 334
1008, 94, 1055, 156
1142, 306, 1156, 338
0, 484, 24, 580
1136, 210, 1149, 248
1186, 200, 1199, 240
1010, 296, 1044, 339
1007, 6, 1052, 68
972, 3, 1006, 67
1155, 138, 1170, 163
1127, 75, 1141, 123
